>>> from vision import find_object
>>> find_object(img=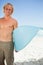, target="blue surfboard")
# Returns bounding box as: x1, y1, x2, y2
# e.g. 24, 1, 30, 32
13, 26, 43, 51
